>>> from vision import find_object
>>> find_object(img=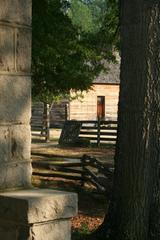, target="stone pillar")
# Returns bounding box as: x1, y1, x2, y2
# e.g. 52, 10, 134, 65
0, 0, 32, 189
0, 1, 77, 239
